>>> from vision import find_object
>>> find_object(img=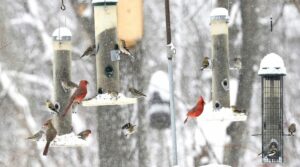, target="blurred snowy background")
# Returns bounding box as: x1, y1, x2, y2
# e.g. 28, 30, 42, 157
0, 0, 299, 167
